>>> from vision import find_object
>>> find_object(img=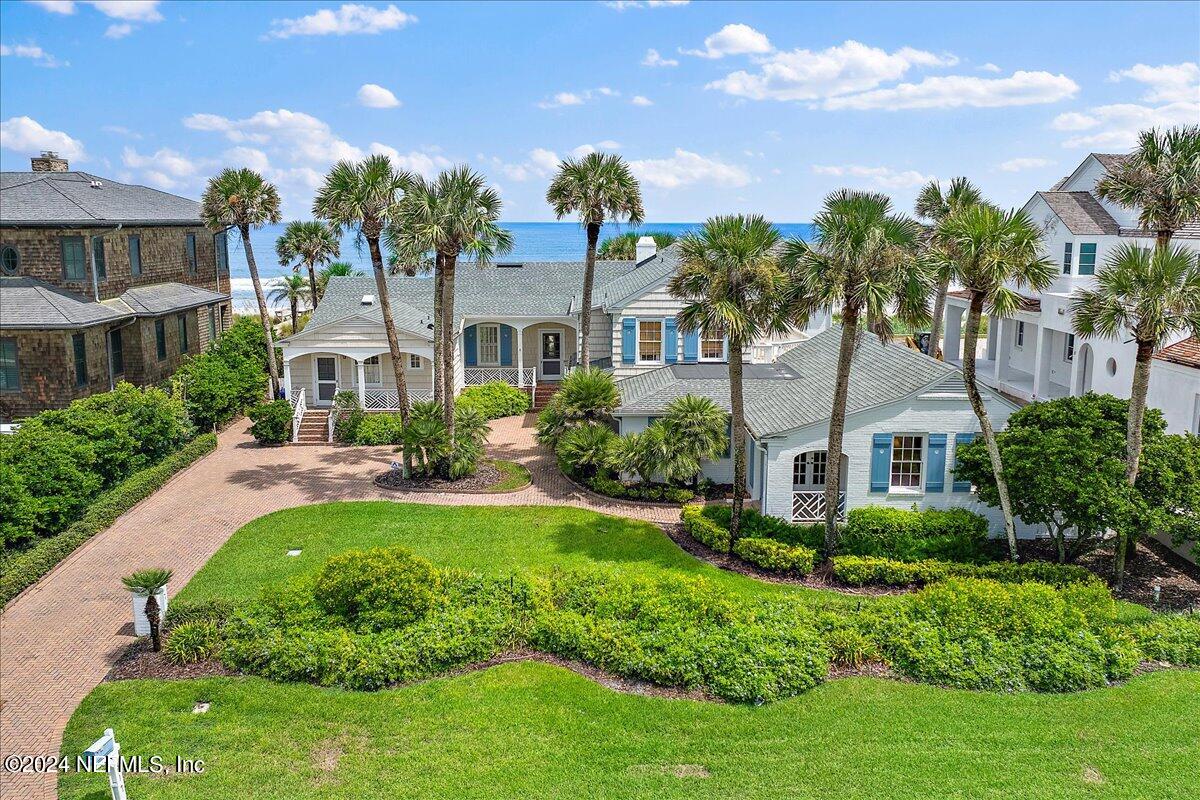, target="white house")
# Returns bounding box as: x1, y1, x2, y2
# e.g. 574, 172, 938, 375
613, 327, 1034, 536
941, 152, 1200, 433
